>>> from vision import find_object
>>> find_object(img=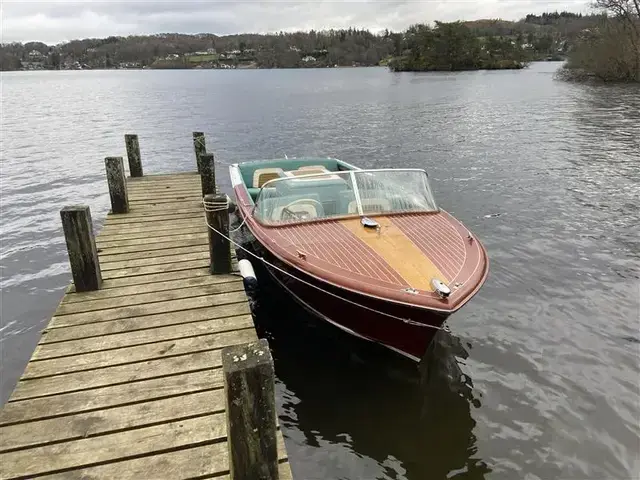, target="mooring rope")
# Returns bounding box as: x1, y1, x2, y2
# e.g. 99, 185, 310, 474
203, 197, 248, 233
201, 198, 445, 332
